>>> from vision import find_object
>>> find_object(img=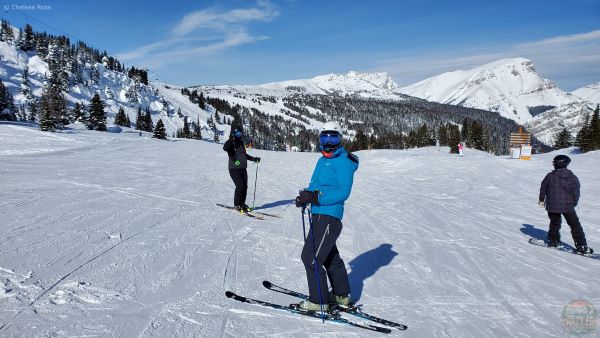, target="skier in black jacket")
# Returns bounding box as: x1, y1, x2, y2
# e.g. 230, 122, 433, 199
223, 126, 260, 213
539, 155, 592, 254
